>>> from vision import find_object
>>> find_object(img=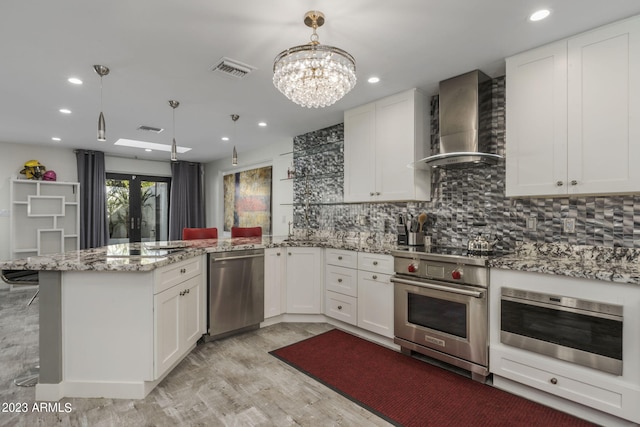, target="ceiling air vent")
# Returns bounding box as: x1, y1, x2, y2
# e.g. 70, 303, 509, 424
137, 125, 164, 133
211, 57, 256, 79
